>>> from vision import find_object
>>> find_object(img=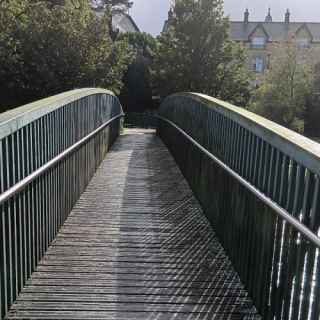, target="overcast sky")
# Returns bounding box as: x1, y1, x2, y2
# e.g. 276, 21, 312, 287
130, 0, 320, 36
